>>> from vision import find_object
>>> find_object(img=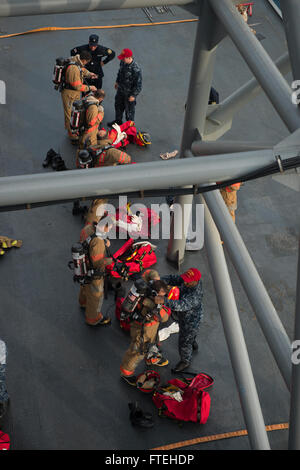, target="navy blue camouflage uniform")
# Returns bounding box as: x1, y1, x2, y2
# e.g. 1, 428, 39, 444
115, 59, 142, 122
162, 275, 204, 364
